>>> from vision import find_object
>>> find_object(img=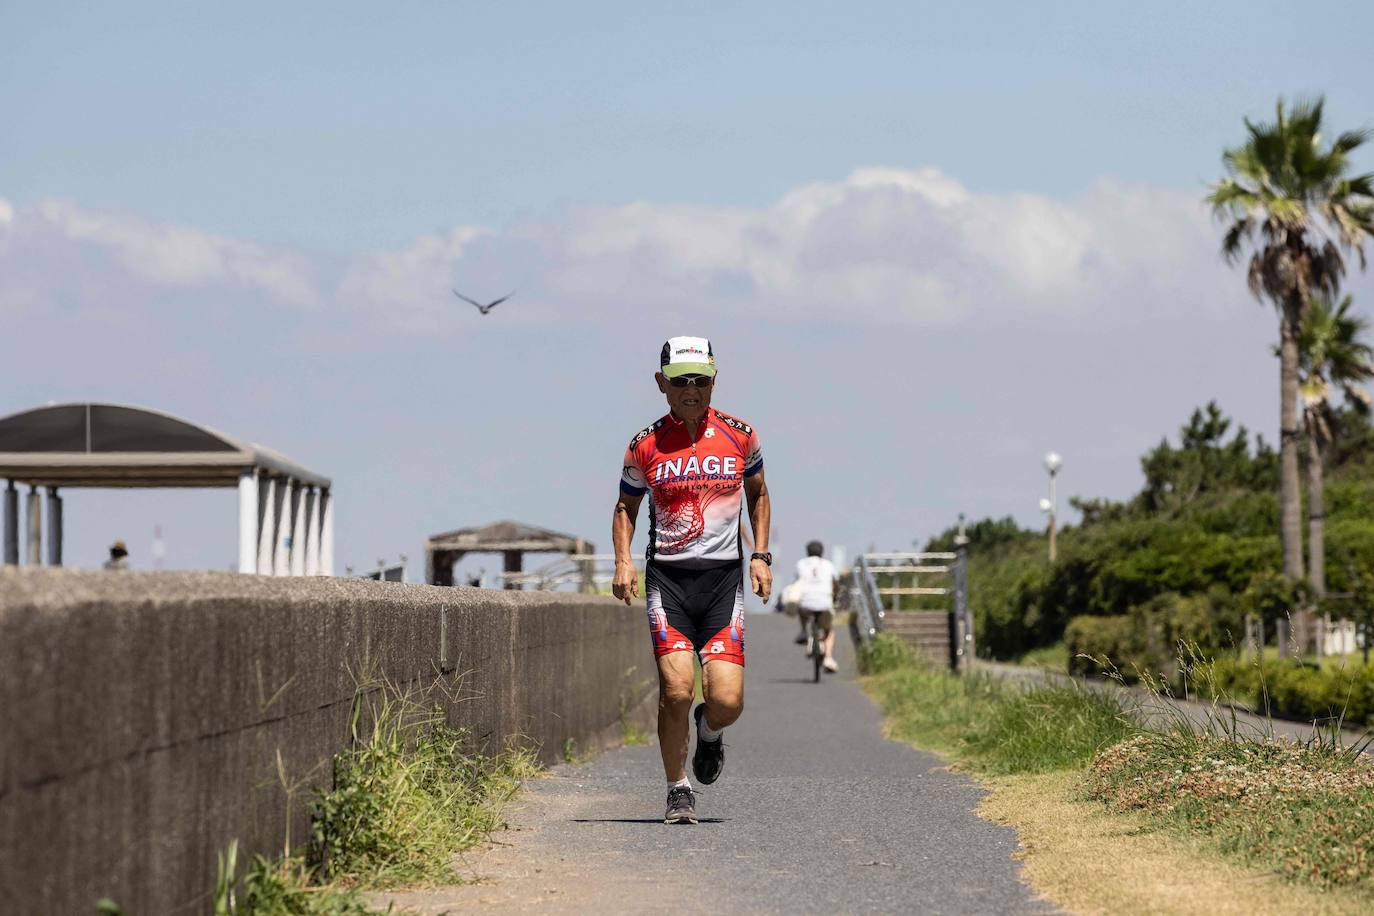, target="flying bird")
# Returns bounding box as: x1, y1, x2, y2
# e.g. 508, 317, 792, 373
453, 289, 514, 315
